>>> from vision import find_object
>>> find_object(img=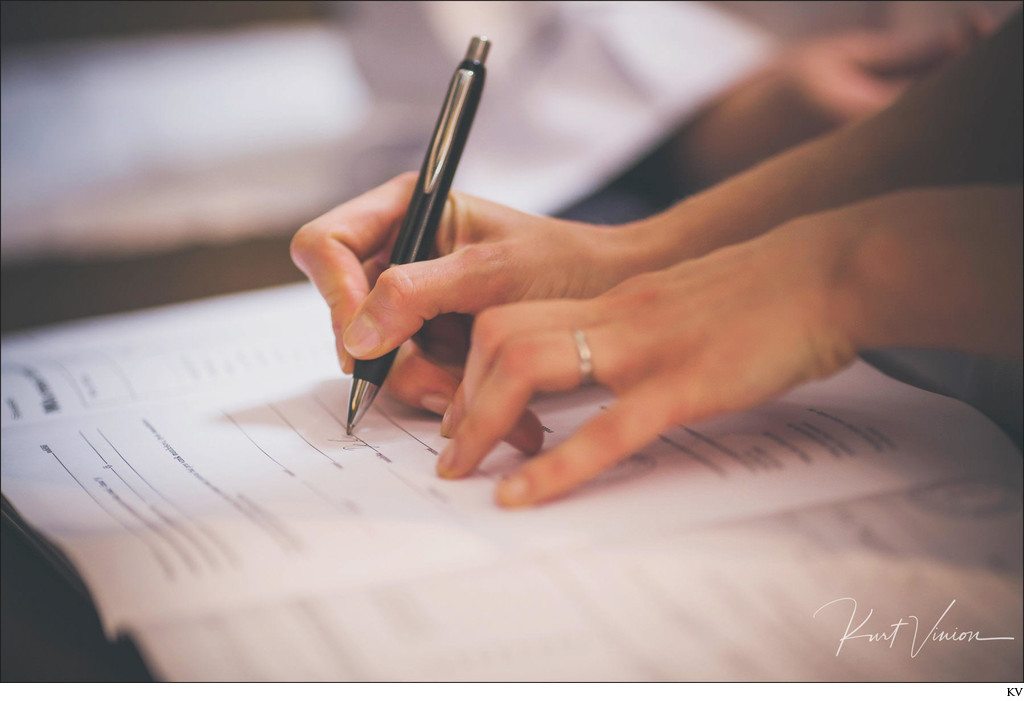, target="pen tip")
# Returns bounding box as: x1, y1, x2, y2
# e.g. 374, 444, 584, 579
346, 378, 380, 435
